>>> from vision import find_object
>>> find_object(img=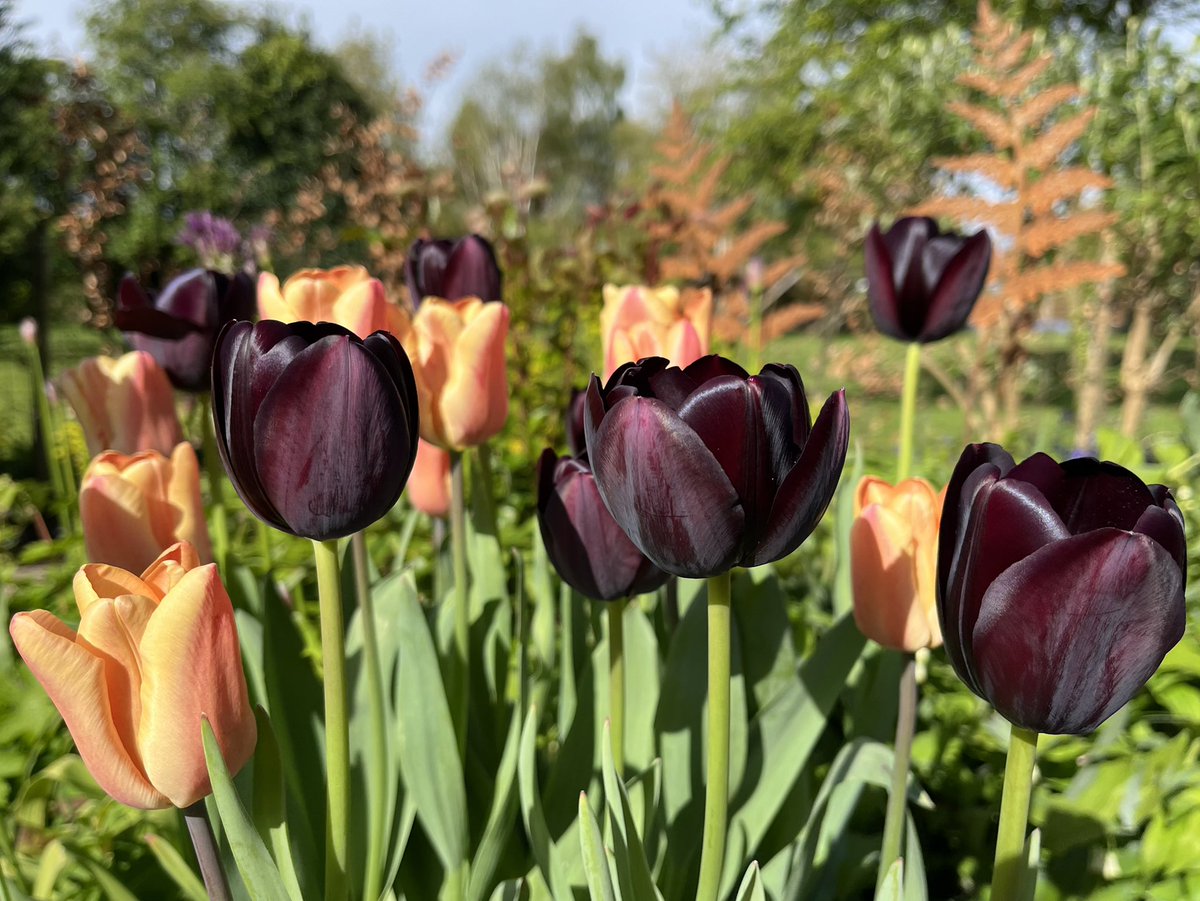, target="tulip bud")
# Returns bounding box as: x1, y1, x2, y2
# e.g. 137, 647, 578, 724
116, 269, 256, 392
258, 266, 409, 341
537, 449, 670, 602
407, 438, 452, 518
19, 317, 37, 346
937, 443, 1187, 734
61, 351, 183, 456
406, 235, 502, 304
584, 355, 850, 578
850, 476, 943, 652
9, 543, 257, 809
864, 217, 991, 344
80, 442, 212, 574
212, 320, 420, 541
405, 297, 509, 450
600, 284, 713, 379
